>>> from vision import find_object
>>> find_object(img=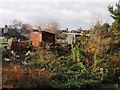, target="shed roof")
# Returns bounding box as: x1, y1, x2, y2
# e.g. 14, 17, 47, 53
33, 29, 55, 35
